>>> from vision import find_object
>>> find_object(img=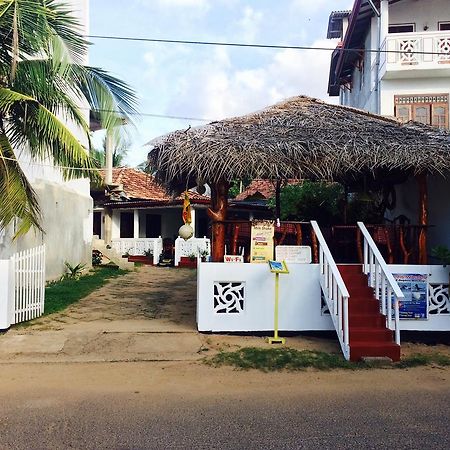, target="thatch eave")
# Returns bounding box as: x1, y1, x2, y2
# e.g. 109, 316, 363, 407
148, 96, 450, 191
